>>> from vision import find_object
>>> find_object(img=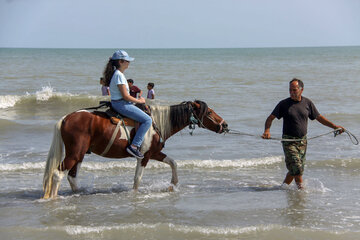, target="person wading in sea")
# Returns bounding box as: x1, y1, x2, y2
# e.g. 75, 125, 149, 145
127, 78, 142, 98
261, 78, 344, 189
